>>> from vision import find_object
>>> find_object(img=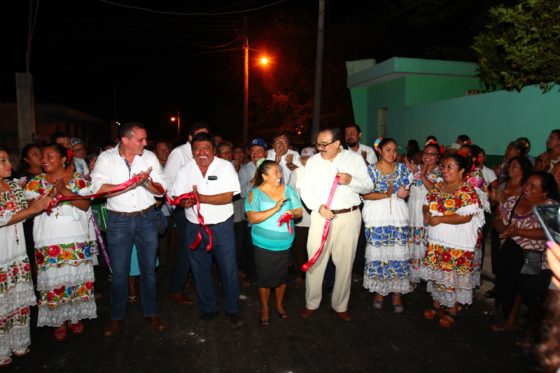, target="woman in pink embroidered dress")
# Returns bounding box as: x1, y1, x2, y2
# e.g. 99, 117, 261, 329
24, 144, 97, 341
0, 147, 50, 367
